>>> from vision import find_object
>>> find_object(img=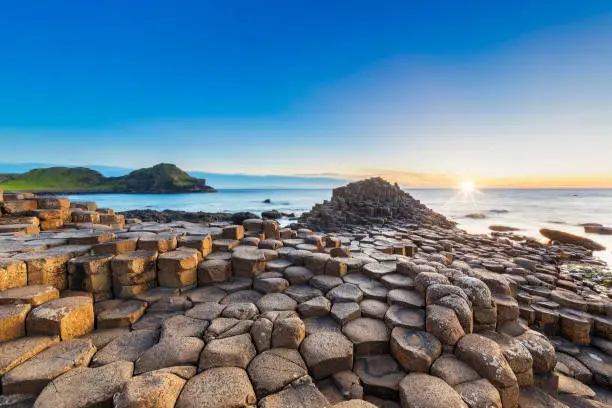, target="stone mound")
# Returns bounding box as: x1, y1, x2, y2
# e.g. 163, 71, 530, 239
299, 177, 456, 231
